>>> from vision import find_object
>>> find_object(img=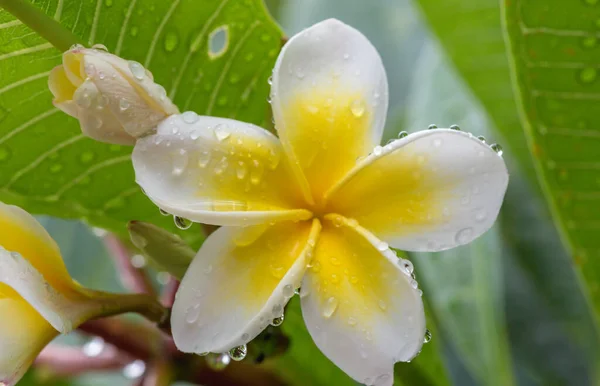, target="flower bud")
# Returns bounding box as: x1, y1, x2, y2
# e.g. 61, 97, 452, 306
48, 44, 179, 145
